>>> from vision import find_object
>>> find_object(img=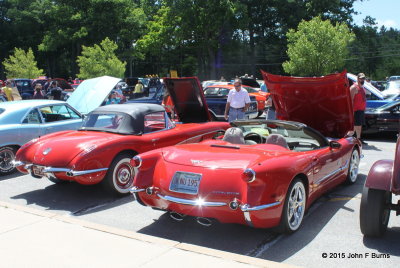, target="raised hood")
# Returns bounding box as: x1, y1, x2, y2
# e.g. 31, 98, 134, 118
261, 70, 353, 138
67, 76, 121, 114
30, 132, 119, 167
164, 77, 211, 123
162, 143, 287, 169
